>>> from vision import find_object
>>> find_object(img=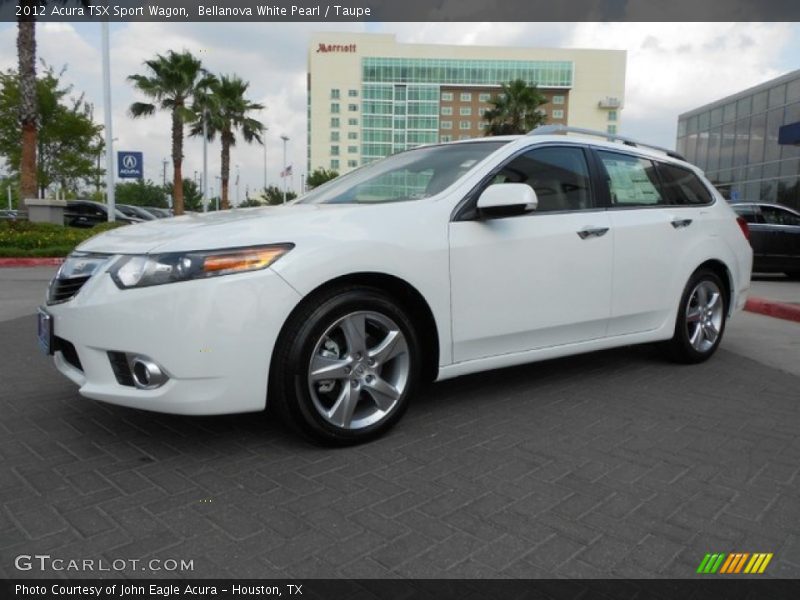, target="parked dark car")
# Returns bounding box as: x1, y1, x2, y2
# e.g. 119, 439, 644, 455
65, 200, 143, 228
140, 206, 171, 218
731, 202, 800, 277
116, 204, 157, 221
